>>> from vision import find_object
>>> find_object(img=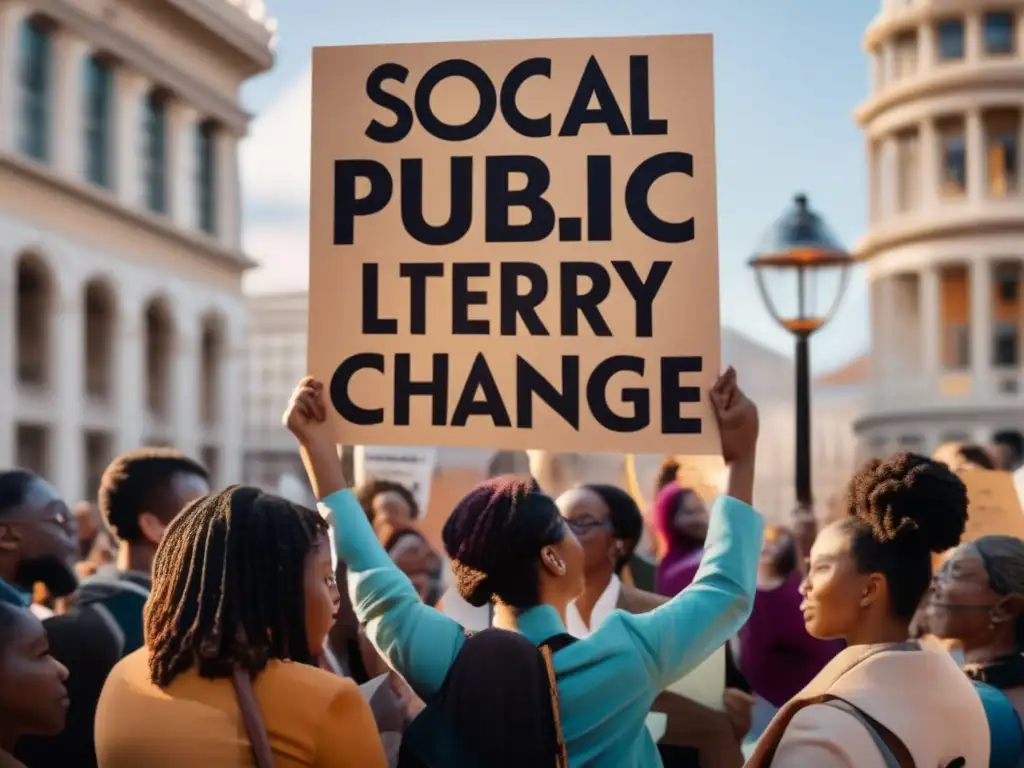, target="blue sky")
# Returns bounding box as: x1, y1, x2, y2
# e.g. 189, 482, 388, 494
240, 0, 879, 372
